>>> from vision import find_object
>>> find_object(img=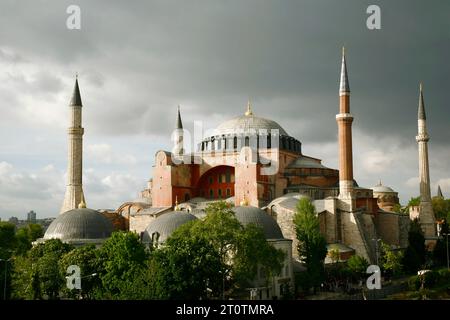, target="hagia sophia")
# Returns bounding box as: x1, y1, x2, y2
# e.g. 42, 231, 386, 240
38, 49, 439, 299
